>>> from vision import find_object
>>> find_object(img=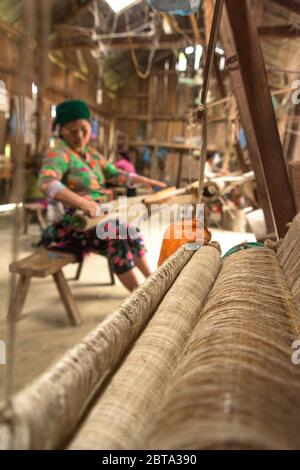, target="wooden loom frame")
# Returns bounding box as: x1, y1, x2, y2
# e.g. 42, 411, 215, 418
221, 0, 296, 238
